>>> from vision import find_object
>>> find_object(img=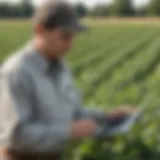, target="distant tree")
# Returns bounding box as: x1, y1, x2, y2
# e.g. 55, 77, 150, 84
148, 0, 160, 16
74, 2, 88, 18
112, 0, 135, 16
19, 0, 34, 17
0, 0, 34, 18
89, 4, 113, 17
136, 5, 148, 17
0, 2, 10, 18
